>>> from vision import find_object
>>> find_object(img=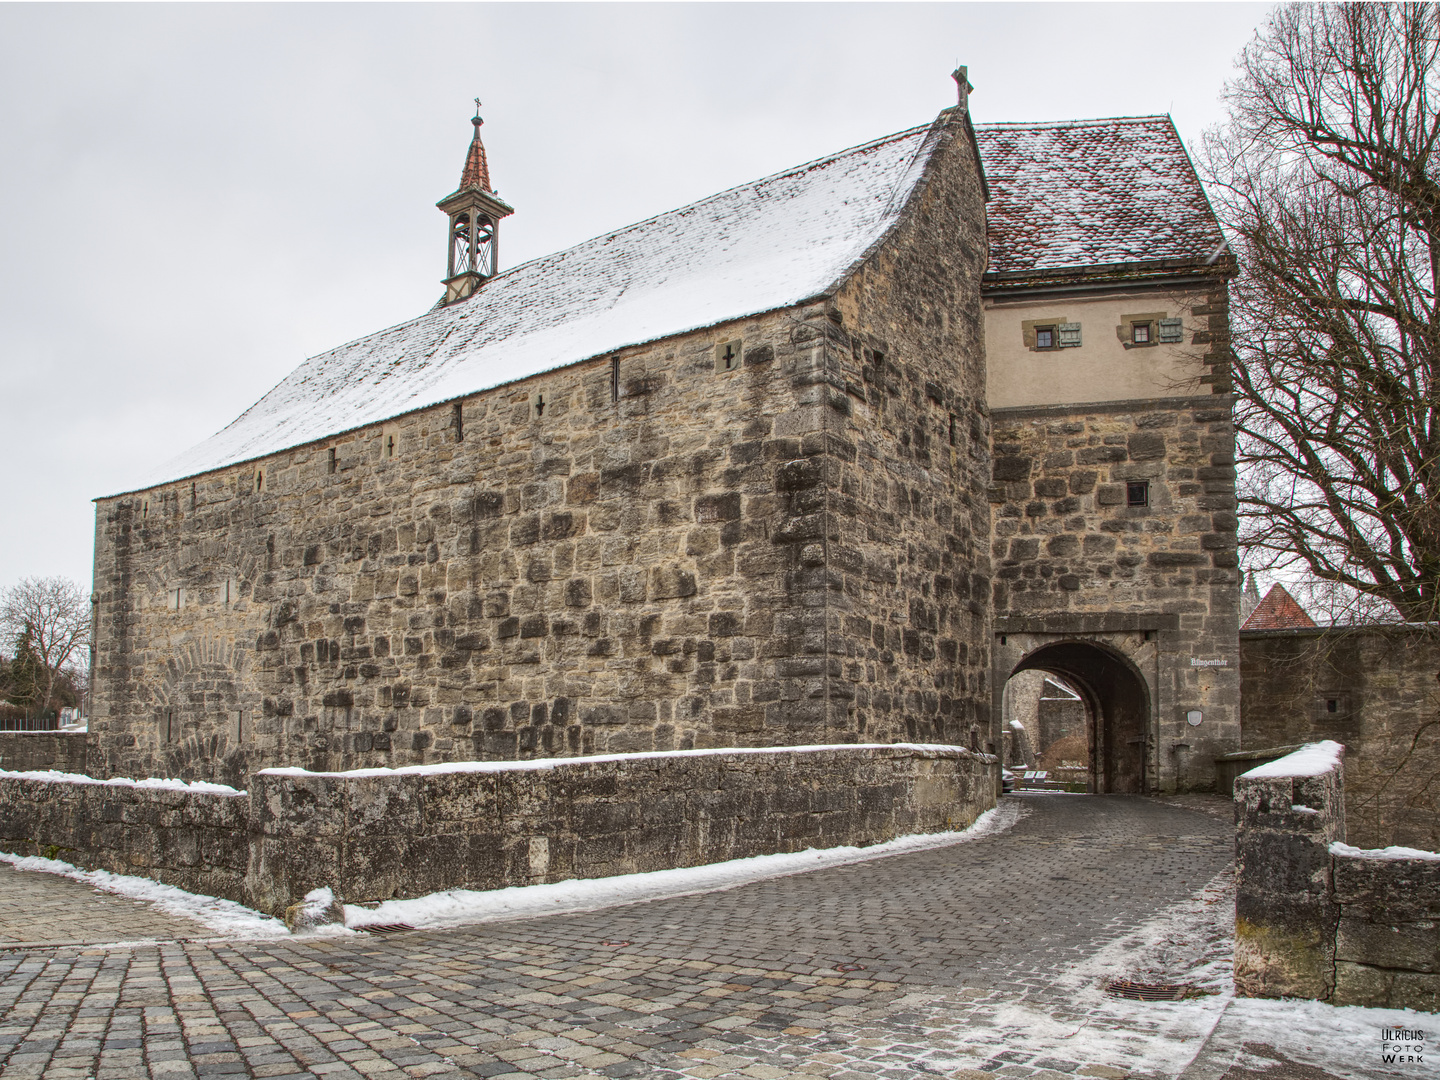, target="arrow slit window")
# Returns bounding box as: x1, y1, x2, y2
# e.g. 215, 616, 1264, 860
715, 339, 743, 372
